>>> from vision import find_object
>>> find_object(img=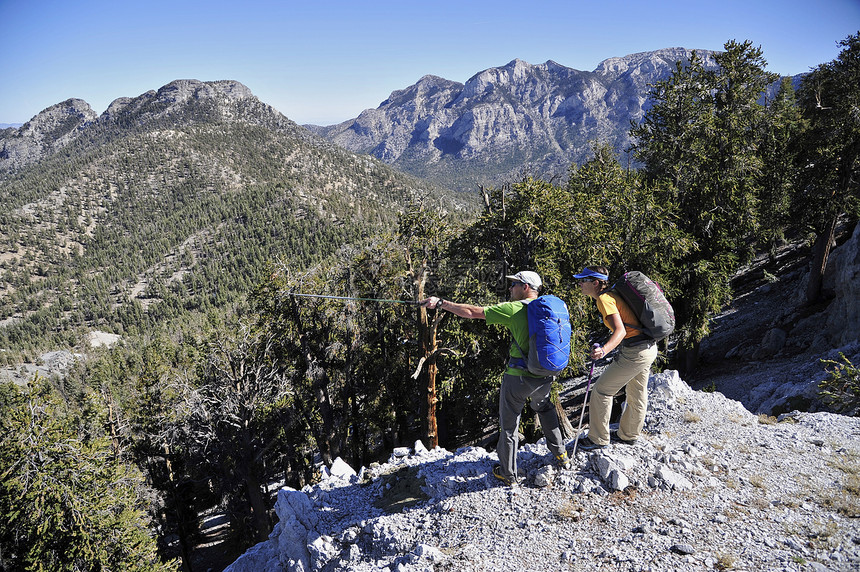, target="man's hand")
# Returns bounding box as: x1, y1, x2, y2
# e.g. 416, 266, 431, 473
421, 296, 442, 309
421, 298, 485, 320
